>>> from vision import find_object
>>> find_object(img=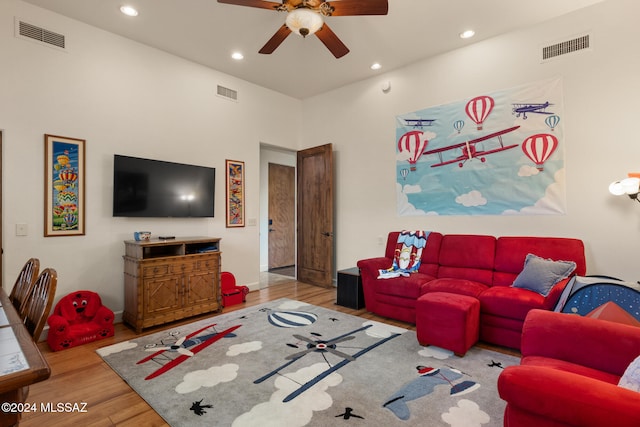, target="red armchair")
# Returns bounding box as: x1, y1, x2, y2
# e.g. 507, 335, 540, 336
498, 309, 640, 427
47, 290, 115, 351
221, 272, 249, 307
